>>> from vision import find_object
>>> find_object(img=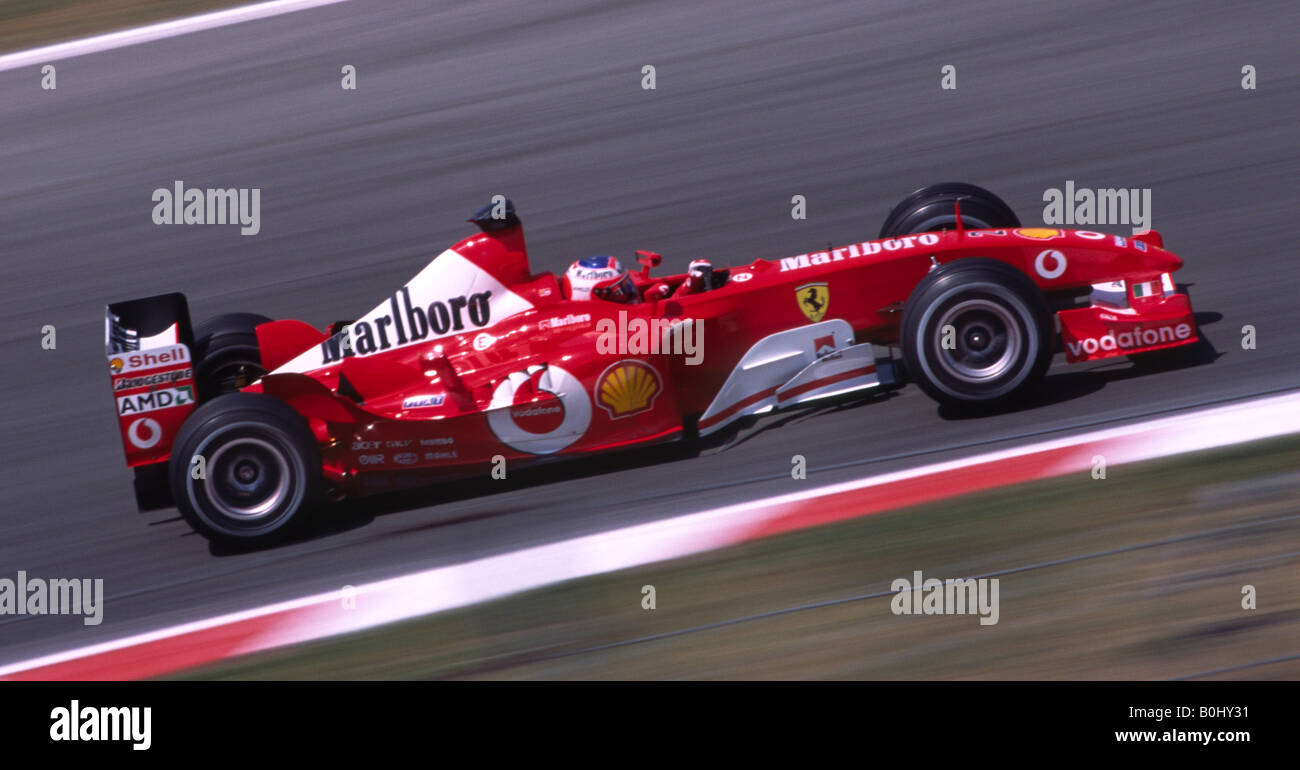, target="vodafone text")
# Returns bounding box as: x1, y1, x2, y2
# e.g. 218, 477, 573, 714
1066, 322, 1193, 358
